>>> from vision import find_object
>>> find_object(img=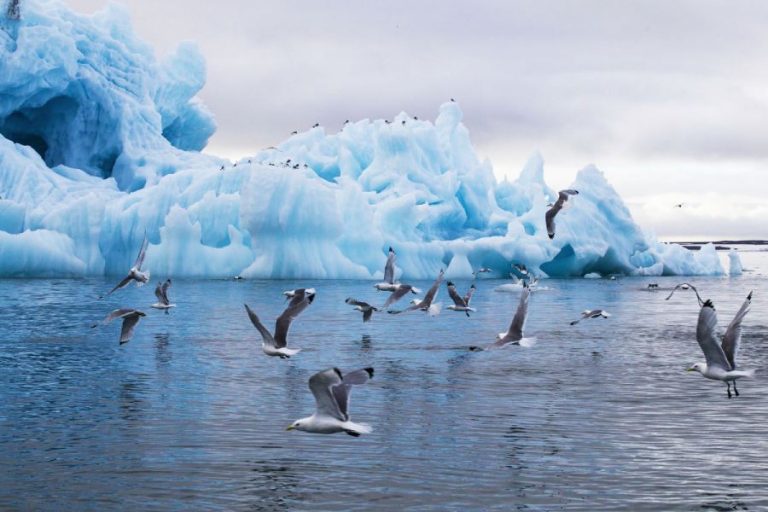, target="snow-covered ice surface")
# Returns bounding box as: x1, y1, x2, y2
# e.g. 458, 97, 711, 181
0, 1, 724, 279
